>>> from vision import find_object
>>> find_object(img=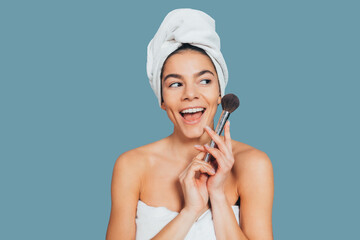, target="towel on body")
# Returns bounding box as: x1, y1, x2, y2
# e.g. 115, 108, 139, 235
146, 8, 228, 106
